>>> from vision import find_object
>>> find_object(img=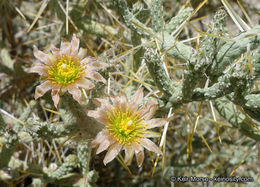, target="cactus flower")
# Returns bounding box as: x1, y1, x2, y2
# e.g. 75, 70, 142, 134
88, 88, 169, 167
30, 34, 107, 107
